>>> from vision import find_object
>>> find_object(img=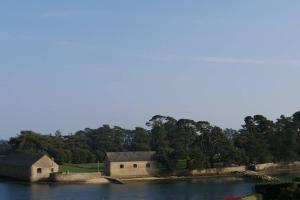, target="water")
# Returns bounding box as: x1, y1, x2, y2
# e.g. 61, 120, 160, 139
0, 171, 299, 200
